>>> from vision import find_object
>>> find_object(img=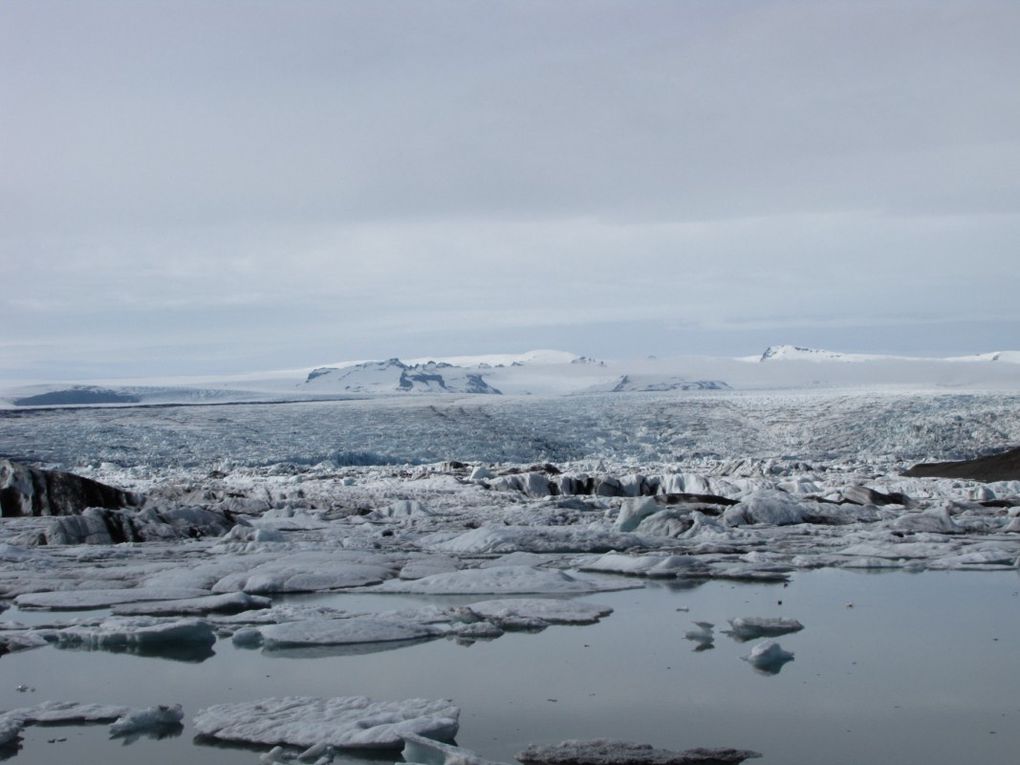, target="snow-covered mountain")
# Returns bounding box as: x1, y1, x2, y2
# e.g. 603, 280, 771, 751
6, 345, 1020, 409
754, 345, 891, 363
303, 359, 502, 395
754, 344, 1020, 364
588, 375, 730, 393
